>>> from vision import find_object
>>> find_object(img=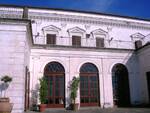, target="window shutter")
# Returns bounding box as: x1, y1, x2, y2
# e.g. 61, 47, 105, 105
96, 38, 104, 48
72, 36, 81, 47
46, 34, 56, 45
